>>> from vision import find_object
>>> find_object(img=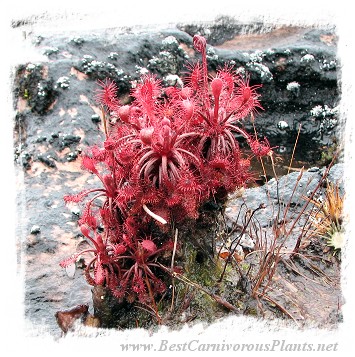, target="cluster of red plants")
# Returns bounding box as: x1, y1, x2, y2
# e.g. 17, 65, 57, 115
60, 35, 272, 304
